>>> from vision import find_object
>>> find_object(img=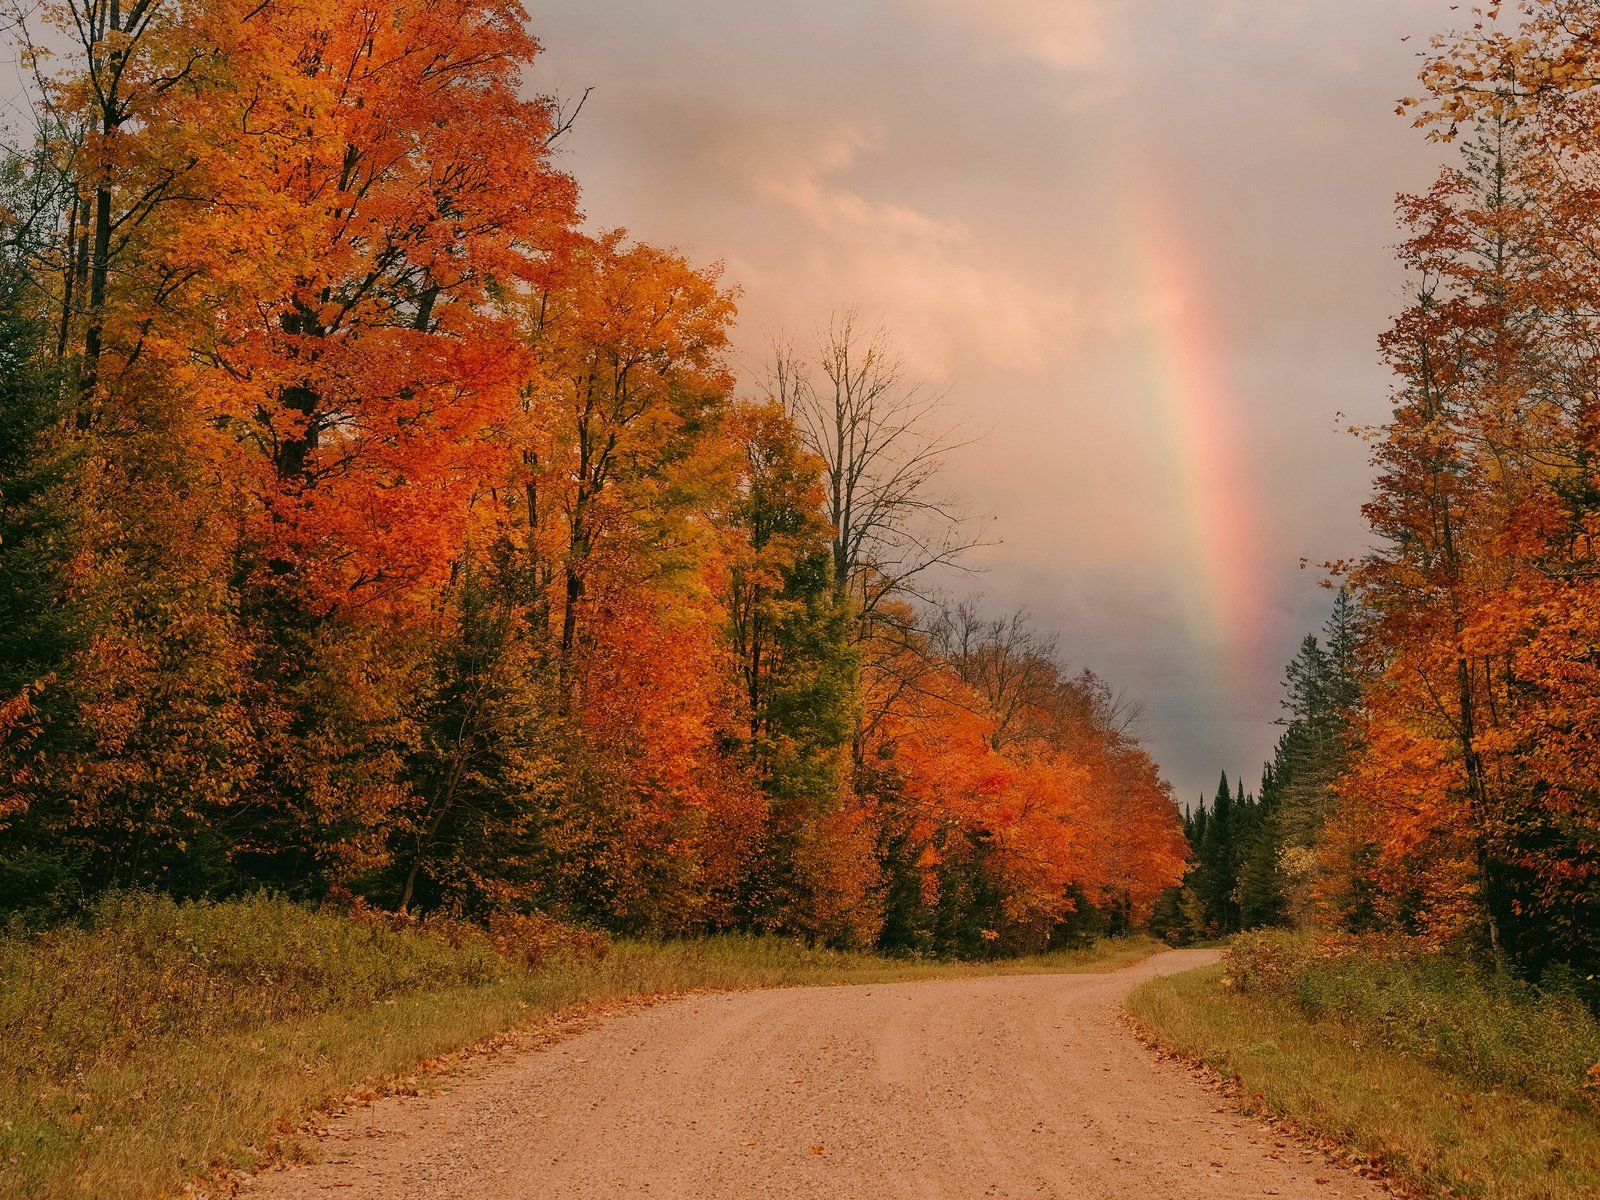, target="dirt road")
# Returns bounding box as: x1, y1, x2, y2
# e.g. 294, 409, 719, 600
250, 949, 1384, 1199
